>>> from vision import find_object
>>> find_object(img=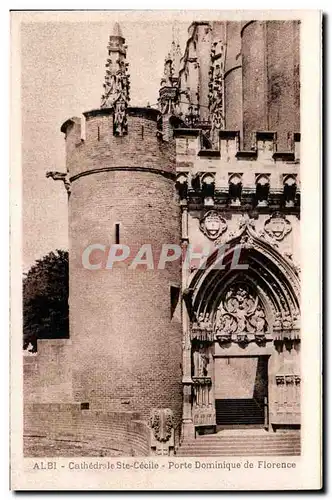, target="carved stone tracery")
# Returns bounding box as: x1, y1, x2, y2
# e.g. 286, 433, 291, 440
214, 285, 268, 343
